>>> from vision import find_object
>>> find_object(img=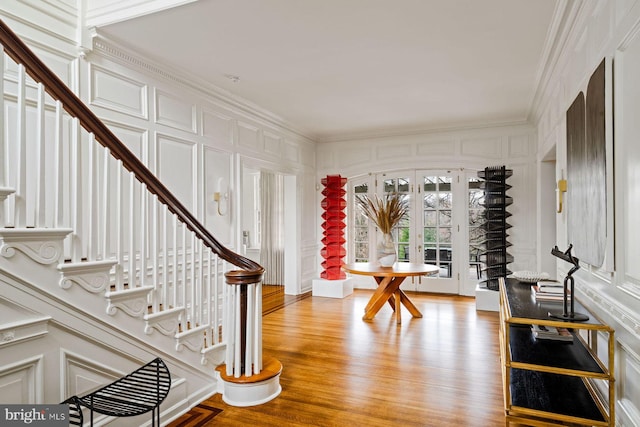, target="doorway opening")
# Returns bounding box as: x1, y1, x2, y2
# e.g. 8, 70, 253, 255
241, 164, 300, 314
